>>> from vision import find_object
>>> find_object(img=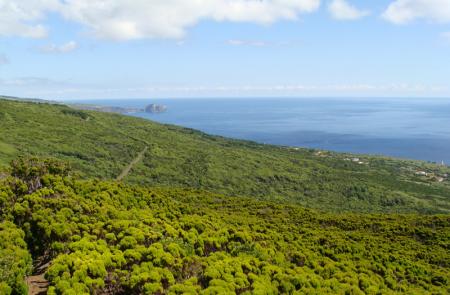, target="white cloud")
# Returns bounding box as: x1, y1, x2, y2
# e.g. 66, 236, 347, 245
59, 1, 321, 40
0, 0, 320, 40
63, 1, 320, 40
227, 39, 299, 47
0, 77, 66, 86
5, 80, 447, 100
0, 0, 60, 38
39, 41, 78, 54
383, 0, 450, 24
328, 0, 370, 20
228, 39, 270, 47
